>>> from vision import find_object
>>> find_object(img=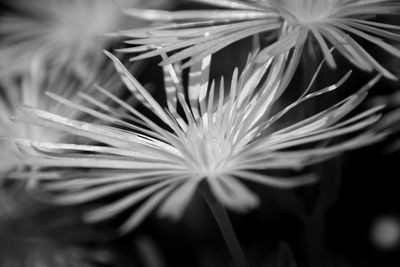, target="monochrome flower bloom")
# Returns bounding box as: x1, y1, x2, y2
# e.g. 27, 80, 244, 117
12, 51, 385, 233
0, 56, 89, 175
0, 0, 162, 77
120, 0, 400, 79
264, 0, 400, 79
